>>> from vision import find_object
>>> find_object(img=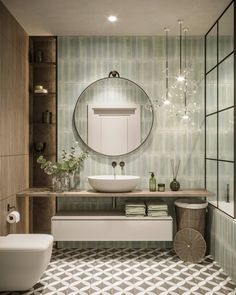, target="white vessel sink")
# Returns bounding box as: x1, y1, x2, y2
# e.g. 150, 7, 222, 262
88, 175, 140, 192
